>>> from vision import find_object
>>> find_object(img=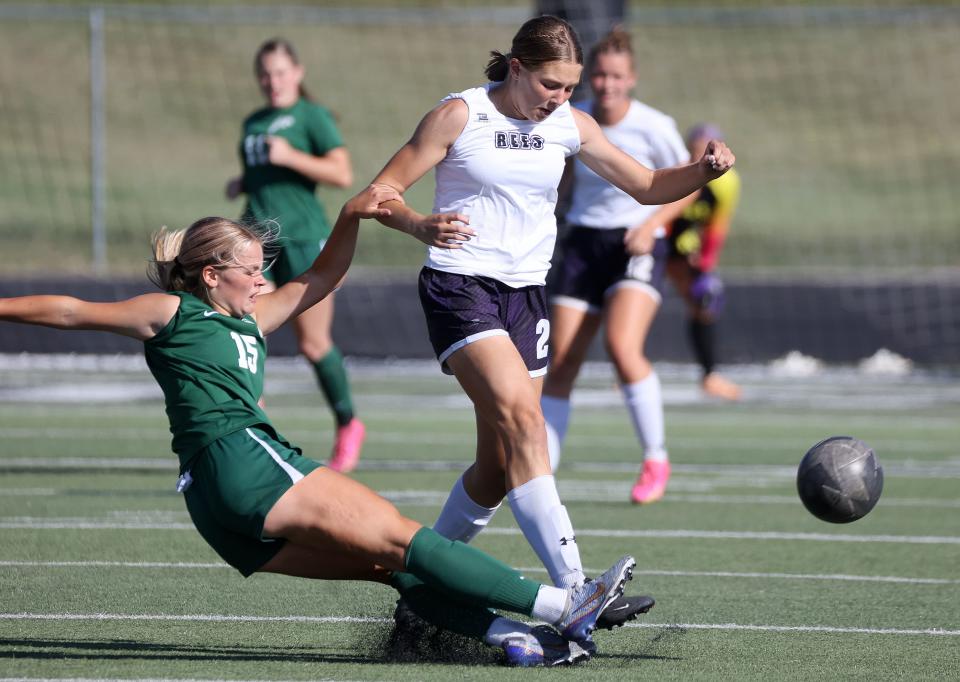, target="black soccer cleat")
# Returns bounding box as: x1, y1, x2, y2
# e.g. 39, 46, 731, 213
595, 593, 655, 630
